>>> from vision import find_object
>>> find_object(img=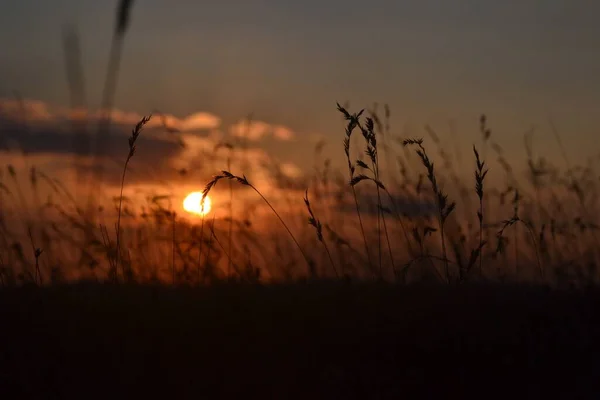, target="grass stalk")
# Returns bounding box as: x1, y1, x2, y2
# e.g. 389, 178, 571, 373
115, 115, 150, 283
197, 212, 206, 286
203, 171, 311, 271
403, 138, 455, 283
304, 189, 338, 277
473, 146, 488, 277
337, 103, 375, 276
